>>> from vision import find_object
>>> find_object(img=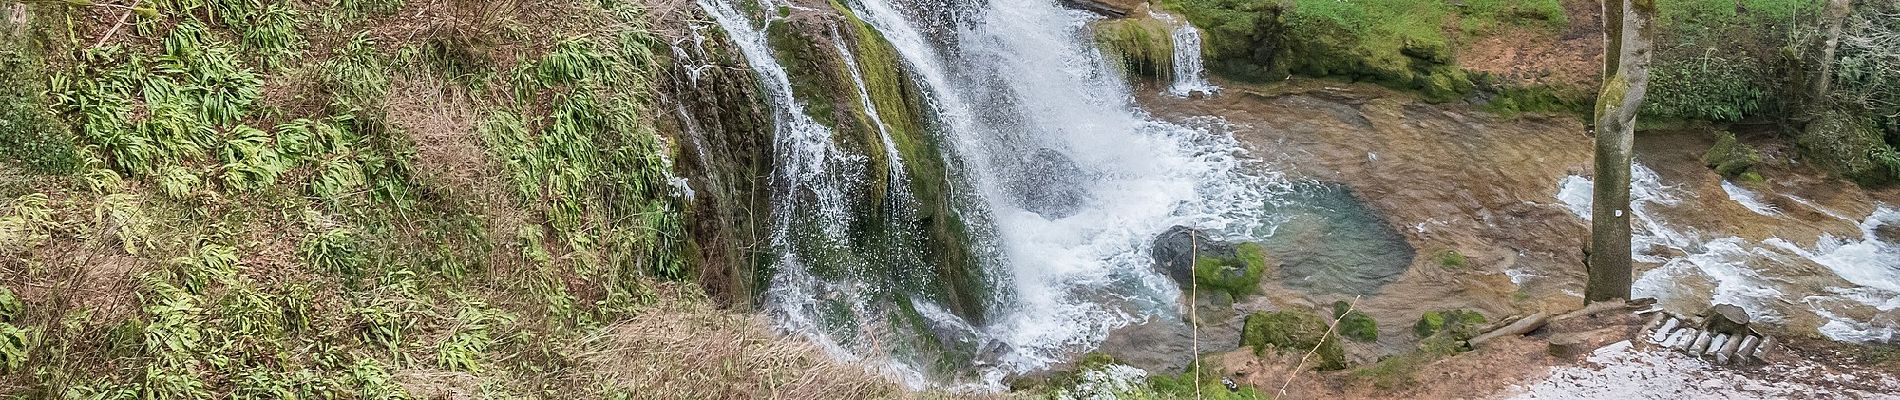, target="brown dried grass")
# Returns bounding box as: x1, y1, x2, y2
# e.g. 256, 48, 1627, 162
567, 295, 909, 399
